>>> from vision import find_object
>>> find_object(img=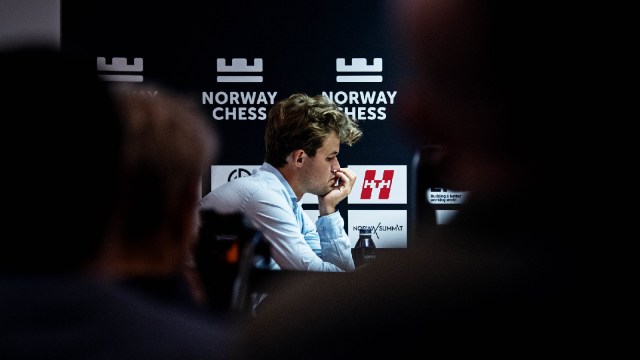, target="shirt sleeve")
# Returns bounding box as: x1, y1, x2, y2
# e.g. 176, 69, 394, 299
245, 189, 354, 272
314, 211, 355, 272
